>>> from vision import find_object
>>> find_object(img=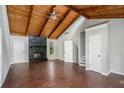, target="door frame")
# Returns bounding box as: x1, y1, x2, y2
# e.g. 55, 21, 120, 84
0, 27, 2, 87
11, 36, 29, 64
85, 23, 109, 75
64, 40, 73, 62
